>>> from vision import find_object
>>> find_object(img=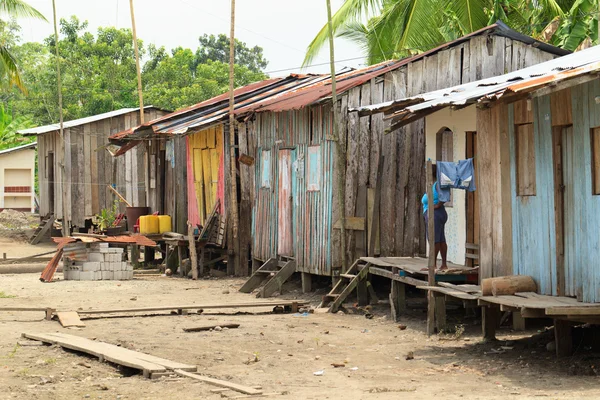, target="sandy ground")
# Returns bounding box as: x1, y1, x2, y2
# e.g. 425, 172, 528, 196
0, 244, 599, 399
0, 237, 56, 259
